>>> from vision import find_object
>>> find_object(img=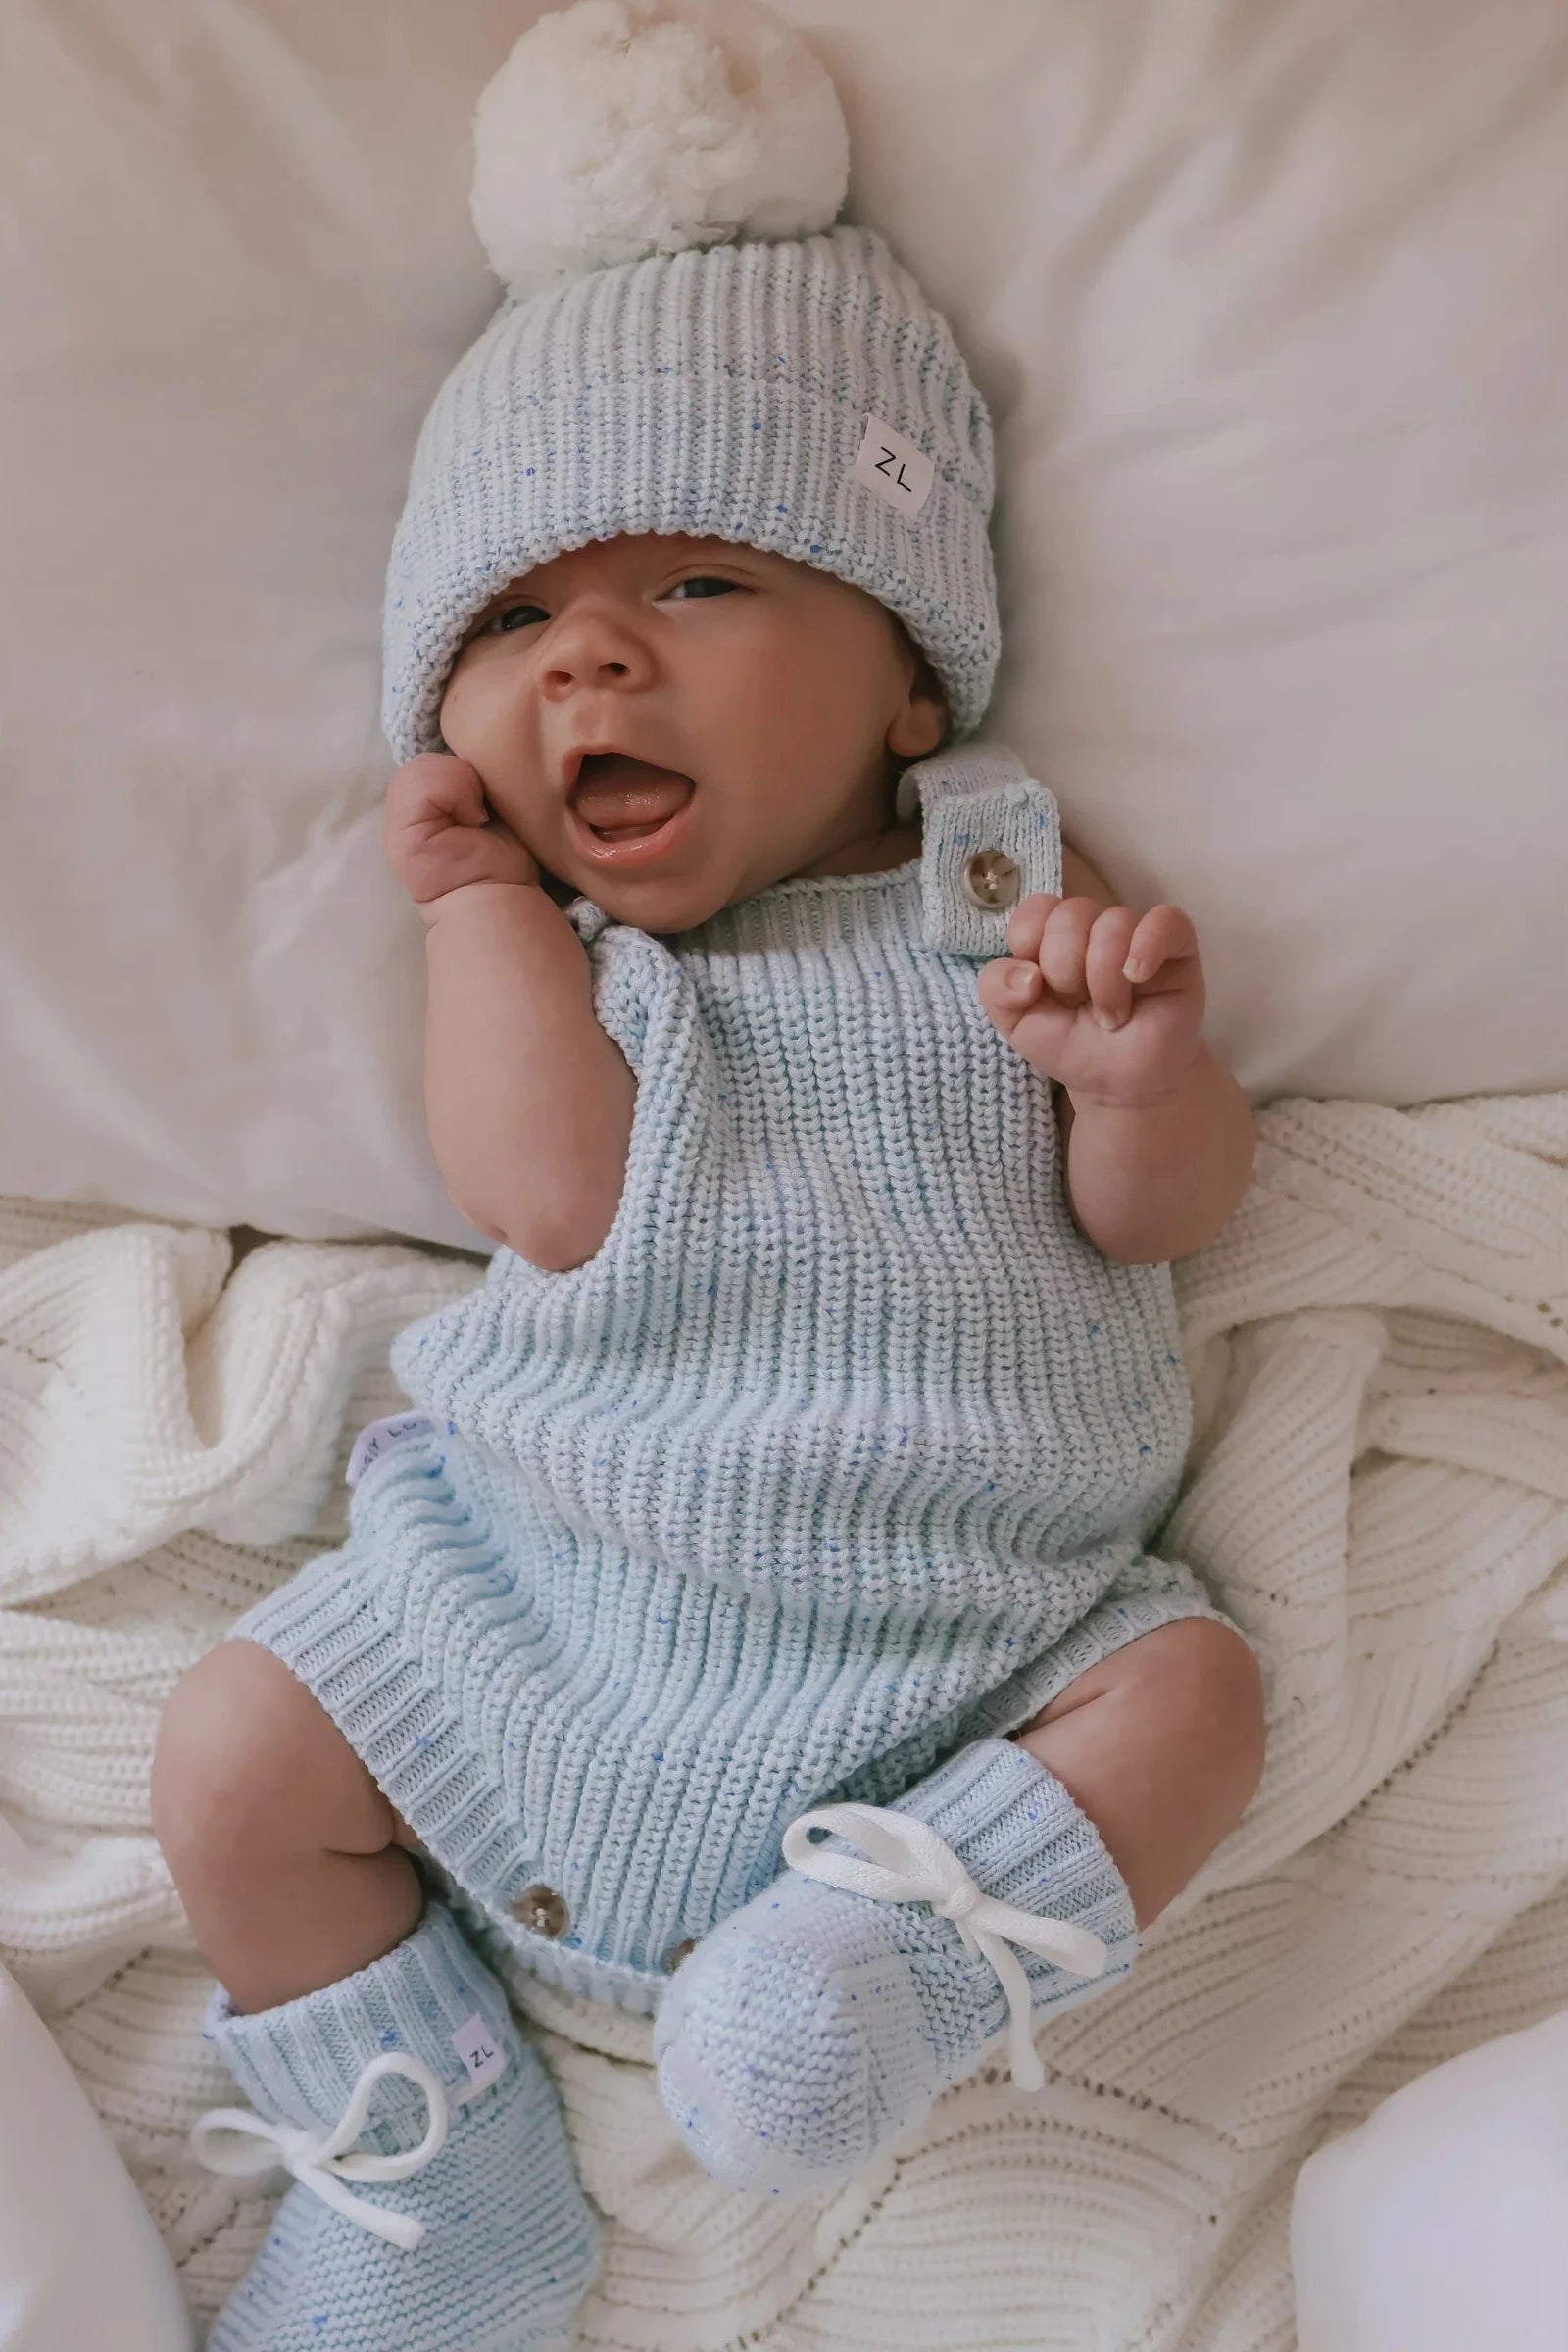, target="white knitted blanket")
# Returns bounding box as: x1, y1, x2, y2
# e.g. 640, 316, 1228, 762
3, 1094, 1567, 2350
